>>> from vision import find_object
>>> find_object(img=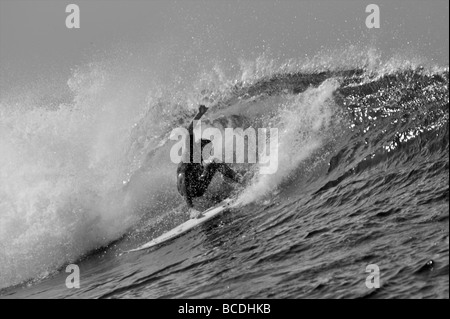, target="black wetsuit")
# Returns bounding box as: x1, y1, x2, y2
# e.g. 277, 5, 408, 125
177, 129, 239, 208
